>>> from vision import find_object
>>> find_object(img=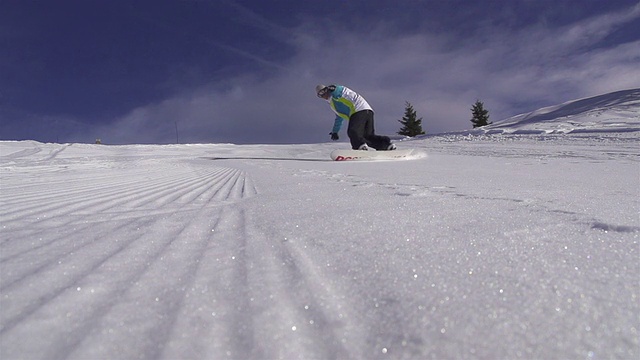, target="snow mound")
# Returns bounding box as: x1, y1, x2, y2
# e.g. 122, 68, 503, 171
477, 88, 640, 135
